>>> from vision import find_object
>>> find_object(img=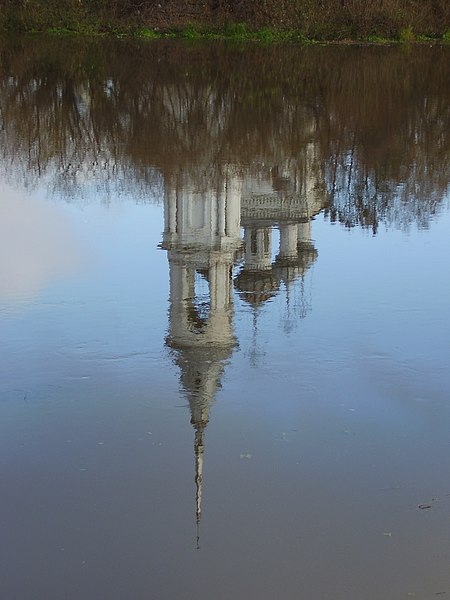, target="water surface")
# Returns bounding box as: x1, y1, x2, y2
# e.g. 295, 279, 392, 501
0, 36, 450, 599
